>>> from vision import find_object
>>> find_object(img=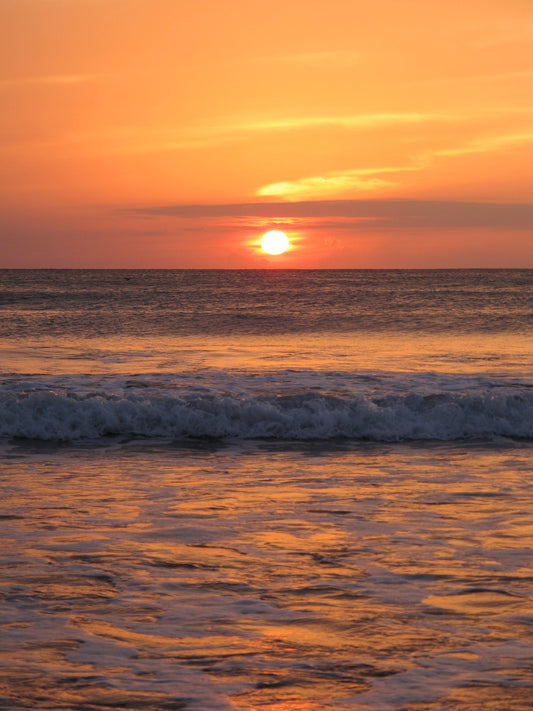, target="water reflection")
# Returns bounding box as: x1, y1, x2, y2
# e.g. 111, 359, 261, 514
0, 441, 532, 709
